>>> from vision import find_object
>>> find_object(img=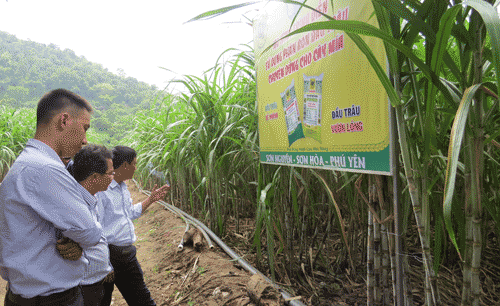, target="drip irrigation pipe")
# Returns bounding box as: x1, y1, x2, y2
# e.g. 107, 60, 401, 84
178, 222, 190, 250
133, 179, 306, 306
